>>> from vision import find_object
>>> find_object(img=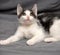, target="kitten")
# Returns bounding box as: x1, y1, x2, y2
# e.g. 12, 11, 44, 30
38, 13, 60, 43
0, 4, 46, 46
